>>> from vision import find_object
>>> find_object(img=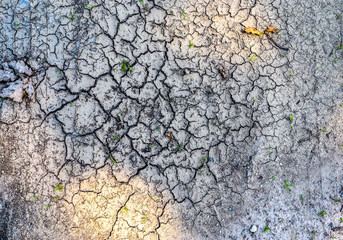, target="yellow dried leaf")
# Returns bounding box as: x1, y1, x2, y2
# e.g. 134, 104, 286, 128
266, 25, 278, 33
243, 27, 263, 36
166, 132, 173, 139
